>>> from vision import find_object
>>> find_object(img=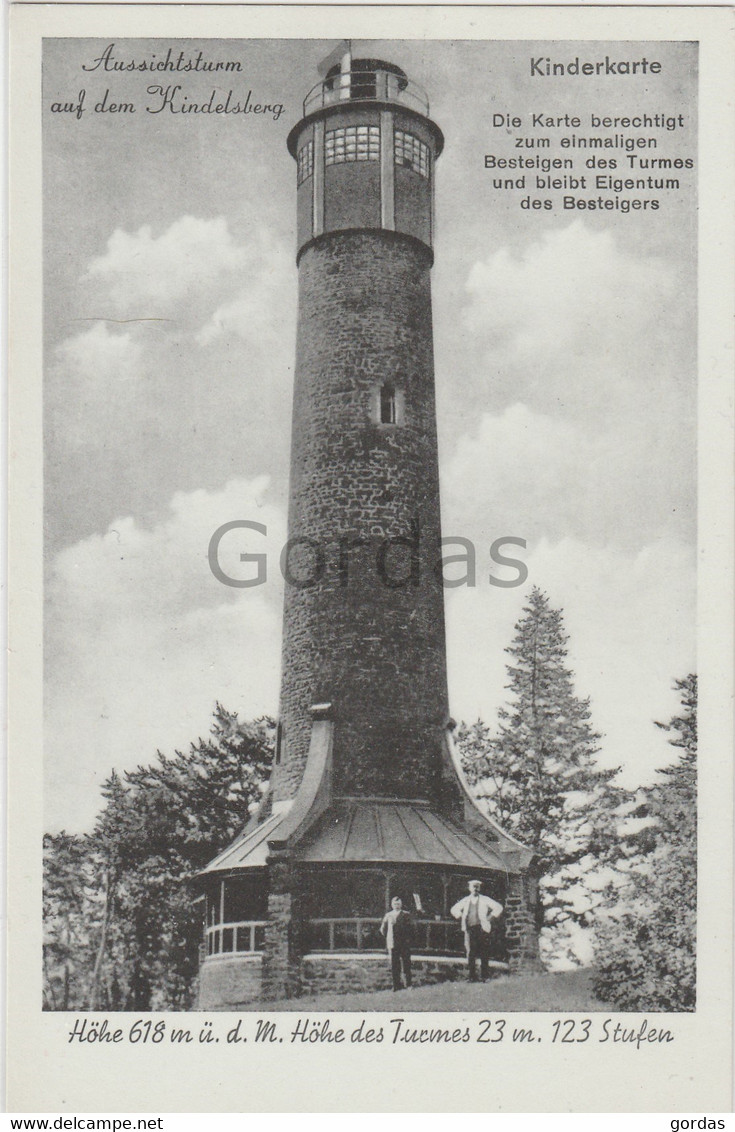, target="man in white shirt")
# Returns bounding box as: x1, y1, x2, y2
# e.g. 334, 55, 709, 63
451, 879, 503, 982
